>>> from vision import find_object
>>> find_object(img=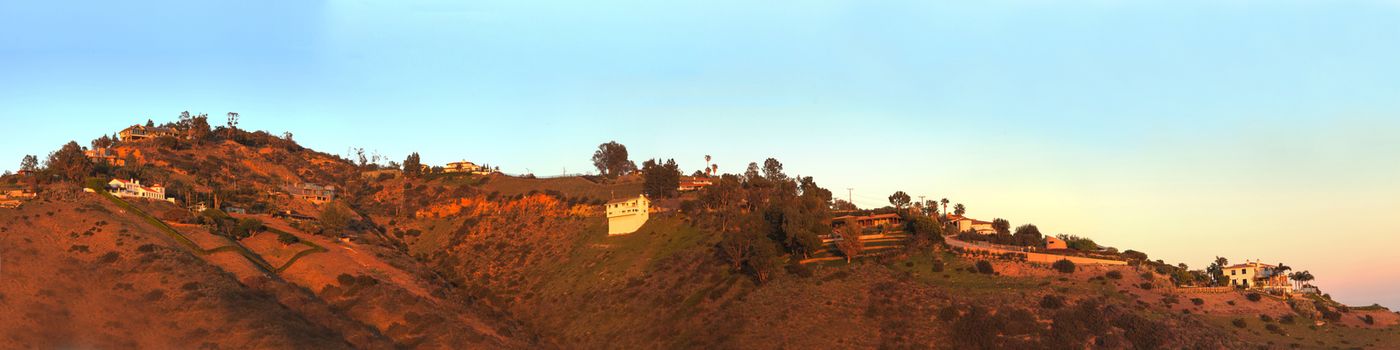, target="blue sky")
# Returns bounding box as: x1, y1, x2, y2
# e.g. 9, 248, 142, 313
4, 1, 1400, 307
